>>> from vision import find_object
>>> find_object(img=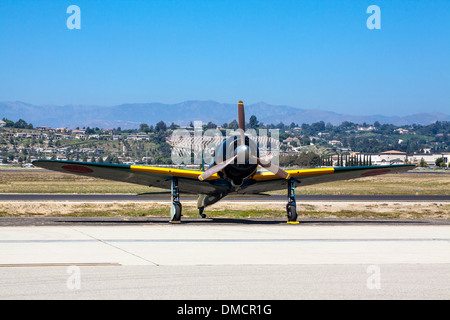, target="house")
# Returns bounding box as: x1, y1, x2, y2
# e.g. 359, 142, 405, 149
127, 134, 149, 141
14, 133, 28, 138
36, 126, 52, 131
0, 120, 6, 127
395, 128, 409, 134
357, 126, 375, 131
328, 140, 342, 146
